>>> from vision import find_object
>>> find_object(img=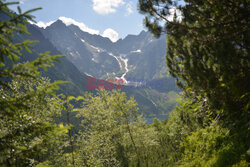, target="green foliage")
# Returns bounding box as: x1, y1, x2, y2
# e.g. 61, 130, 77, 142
75, 90, 140, 166
0, 77, 68, 166
139, 0, 249, 166
0, 1, 68, 166
57, 90, 157, 167
0, 1, 64, 87
148, 94, 210, 166
180, 125, 230, 166
1, 1, 249, 166
180, 121, 249, 167
139, 0, 250, 116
